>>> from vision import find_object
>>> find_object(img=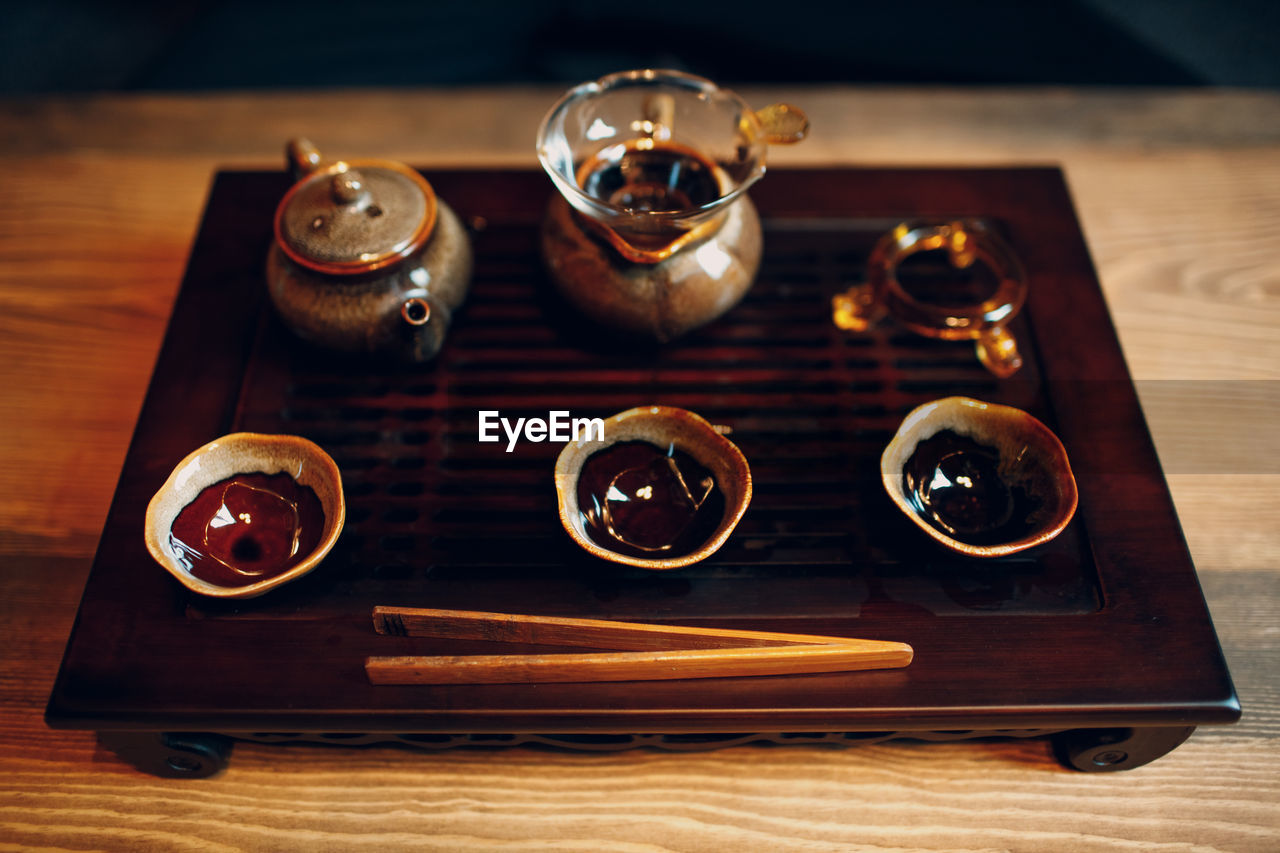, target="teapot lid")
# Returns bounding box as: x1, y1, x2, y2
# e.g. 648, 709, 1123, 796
274, 140, 437, 275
